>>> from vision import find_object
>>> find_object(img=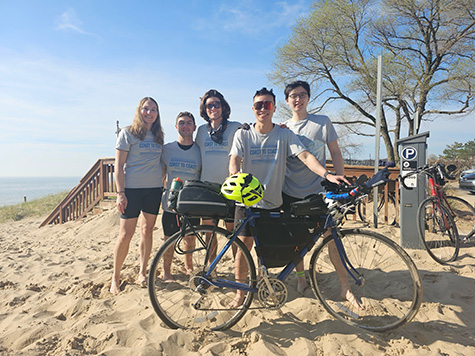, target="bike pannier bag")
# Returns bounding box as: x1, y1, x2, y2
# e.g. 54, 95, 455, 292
175, 180, 232, 218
